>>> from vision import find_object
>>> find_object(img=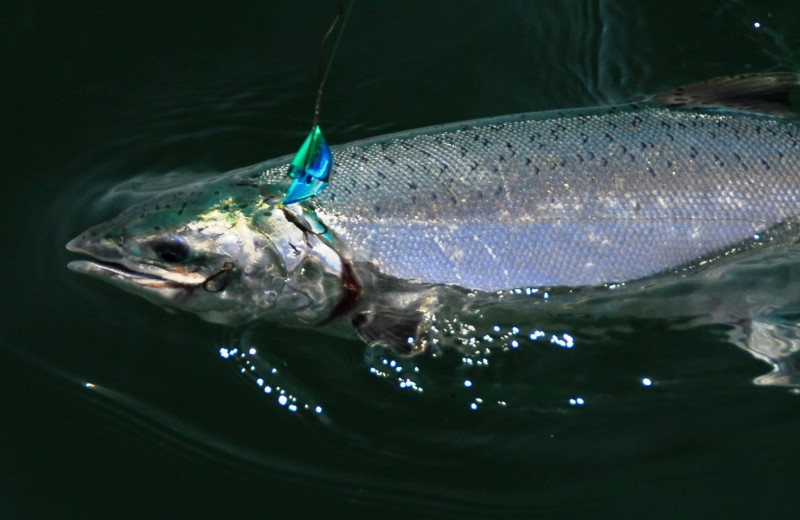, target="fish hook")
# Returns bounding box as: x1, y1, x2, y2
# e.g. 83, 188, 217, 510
203, 260, 235, 292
